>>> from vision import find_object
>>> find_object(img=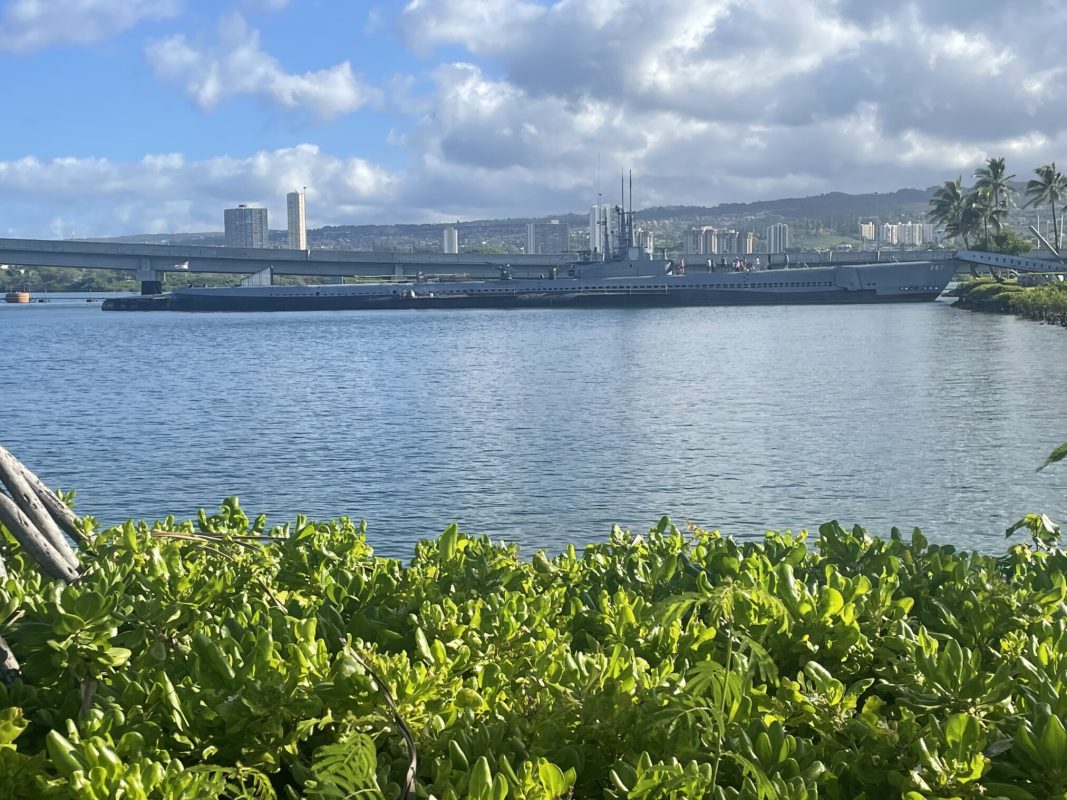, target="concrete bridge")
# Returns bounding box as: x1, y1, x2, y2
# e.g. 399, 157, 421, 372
953, 249, 1065, 274
0, 237, 583, 294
